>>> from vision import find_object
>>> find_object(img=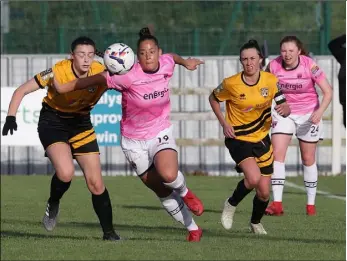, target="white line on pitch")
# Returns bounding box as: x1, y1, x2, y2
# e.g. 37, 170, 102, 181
285, 181, 346, 201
